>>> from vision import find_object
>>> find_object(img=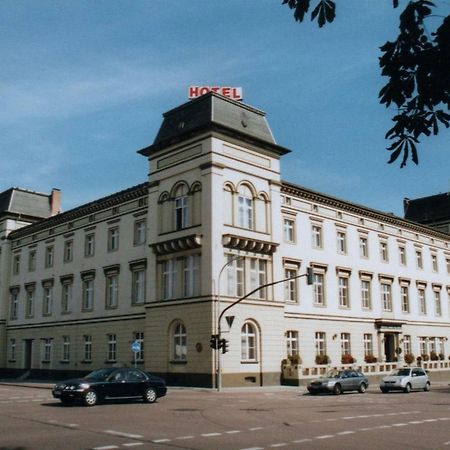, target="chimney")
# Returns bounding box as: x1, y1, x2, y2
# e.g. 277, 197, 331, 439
50, 188, 61, 216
